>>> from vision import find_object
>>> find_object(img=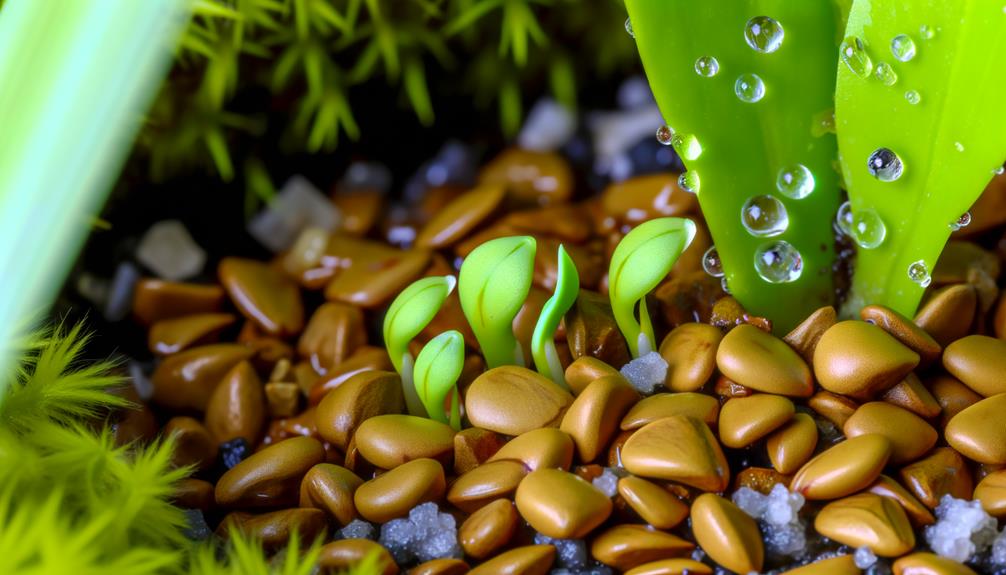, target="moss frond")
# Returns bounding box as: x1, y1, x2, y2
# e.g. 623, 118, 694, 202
187, 529, 325, 575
